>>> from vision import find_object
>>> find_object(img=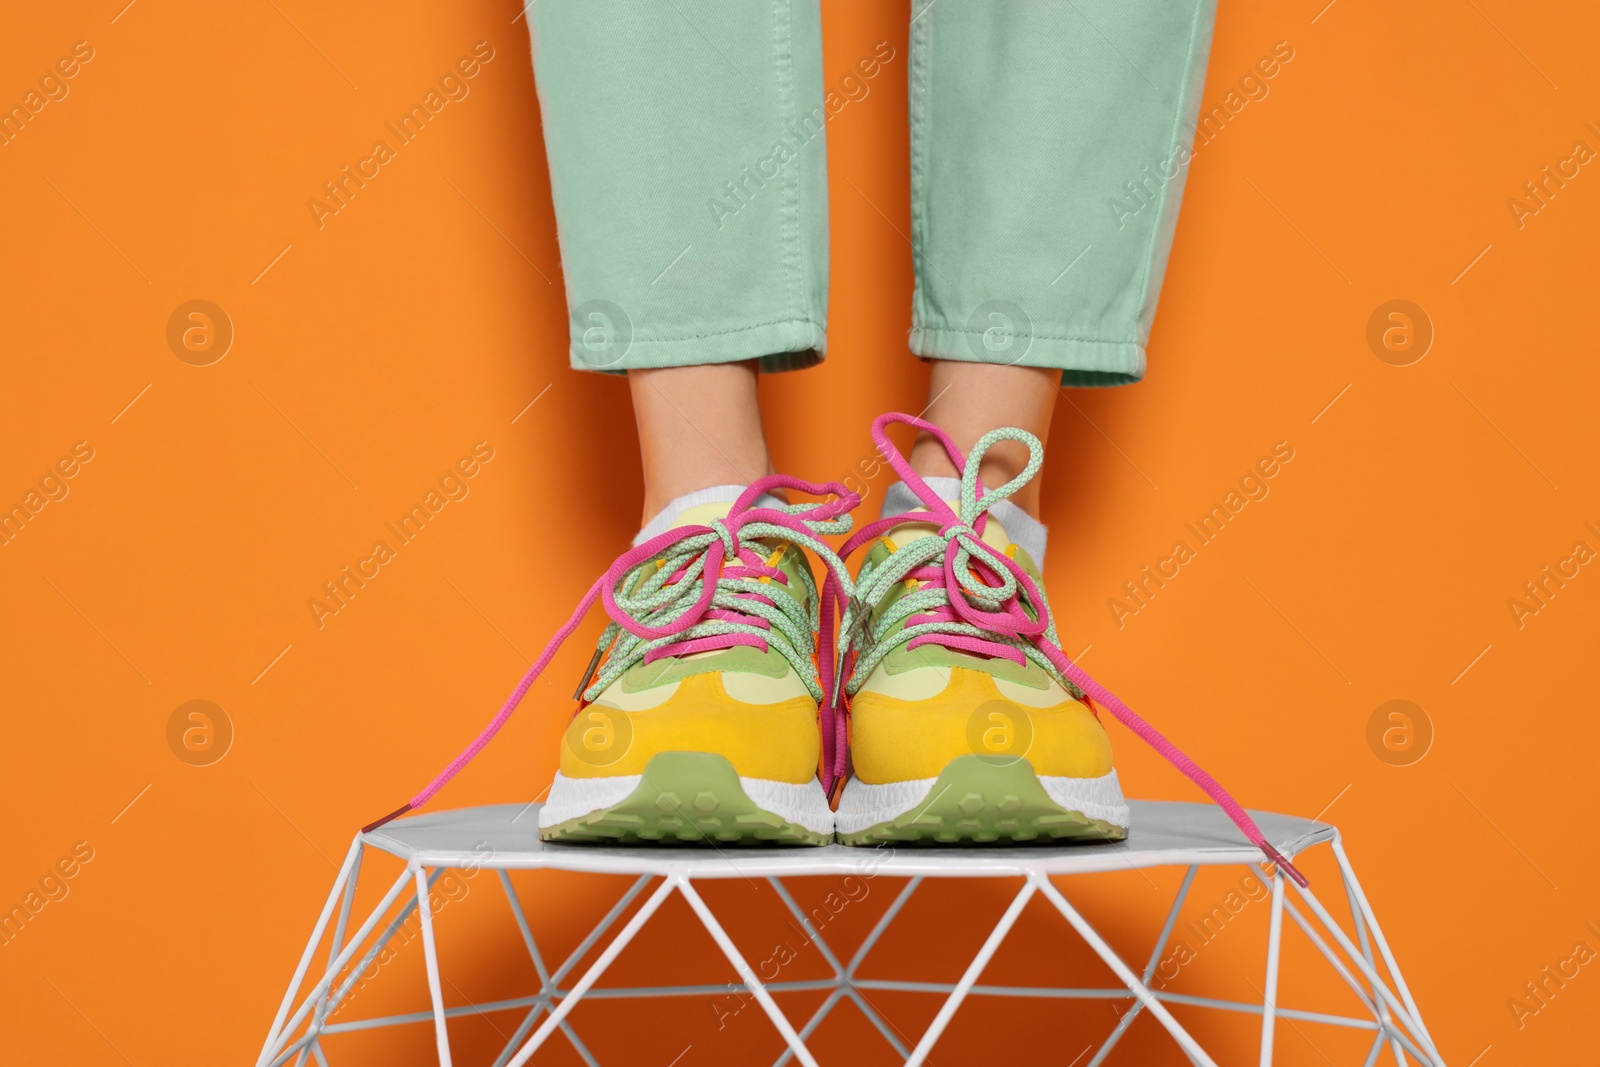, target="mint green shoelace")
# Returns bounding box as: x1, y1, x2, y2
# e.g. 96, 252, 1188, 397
841, 428, 1080, 699
582, 506, 855, 703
